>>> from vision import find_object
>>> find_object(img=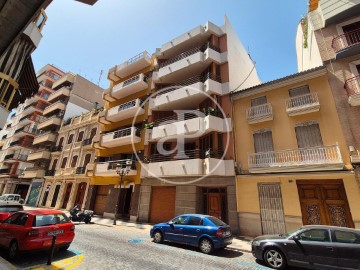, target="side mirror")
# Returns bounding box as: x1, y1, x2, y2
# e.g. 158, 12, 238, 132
290, 235, 300, 241
168, 221, 174, 226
